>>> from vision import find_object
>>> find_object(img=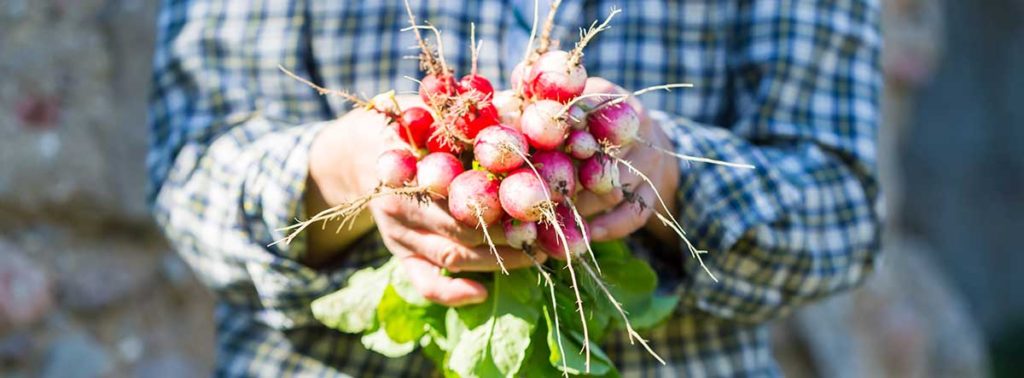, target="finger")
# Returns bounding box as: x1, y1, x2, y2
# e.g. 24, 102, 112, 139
400, 256, 487, 306
588, 183, 656, 241
394, 228, 535, 272
392, 199, 508, 247
574, 188, 624, 218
